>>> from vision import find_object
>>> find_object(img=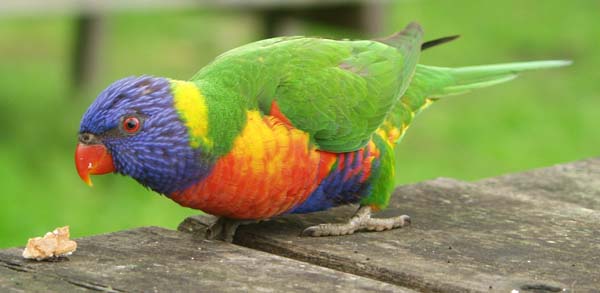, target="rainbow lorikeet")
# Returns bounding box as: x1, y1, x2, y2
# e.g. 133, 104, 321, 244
75, 22, 569, 241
